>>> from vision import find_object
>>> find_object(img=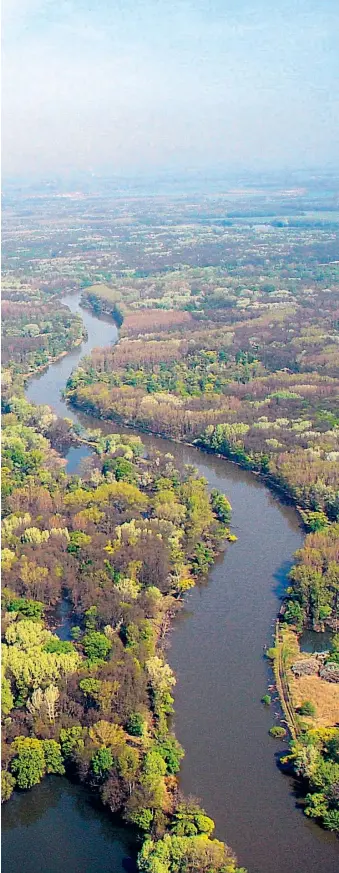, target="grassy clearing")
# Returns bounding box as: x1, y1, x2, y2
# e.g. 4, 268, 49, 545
85, 283, 122, 301
278, 626, 339, 729
290, 672, 339, 728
